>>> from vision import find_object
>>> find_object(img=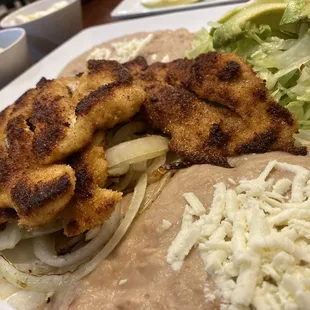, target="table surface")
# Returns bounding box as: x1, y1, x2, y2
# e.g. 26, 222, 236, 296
82, 0, 123, 28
